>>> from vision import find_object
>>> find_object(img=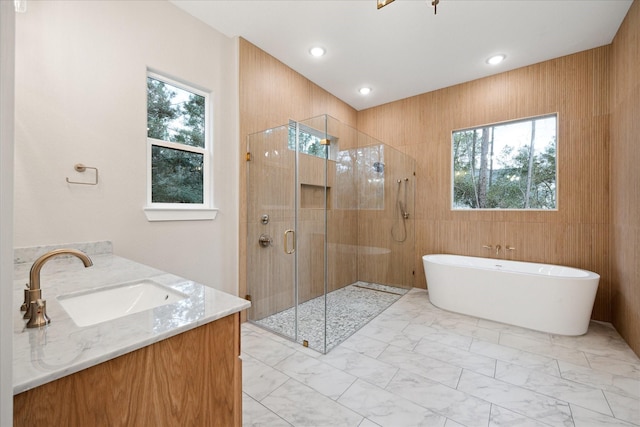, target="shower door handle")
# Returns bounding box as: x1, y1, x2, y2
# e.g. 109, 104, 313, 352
284, 229, 296, 254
